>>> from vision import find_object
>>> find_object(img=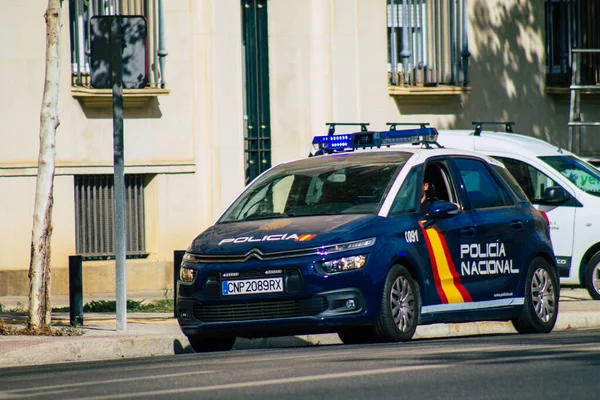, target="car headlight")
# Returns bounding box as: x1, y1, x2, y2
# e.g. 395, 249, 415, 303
317, 238, 376, 256
179, 266, 197, 282
317, 254, 368, 274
